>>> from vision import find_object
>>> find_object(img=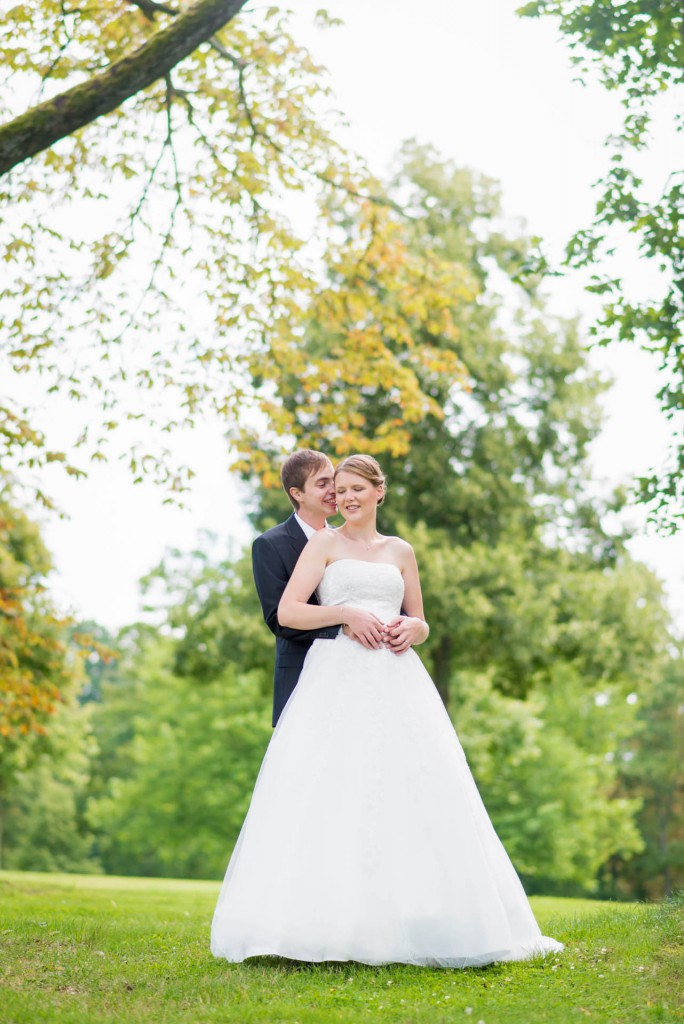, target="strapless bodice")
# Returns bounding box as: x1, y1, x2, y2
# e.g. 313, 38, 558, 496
317, 559, 404, 622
